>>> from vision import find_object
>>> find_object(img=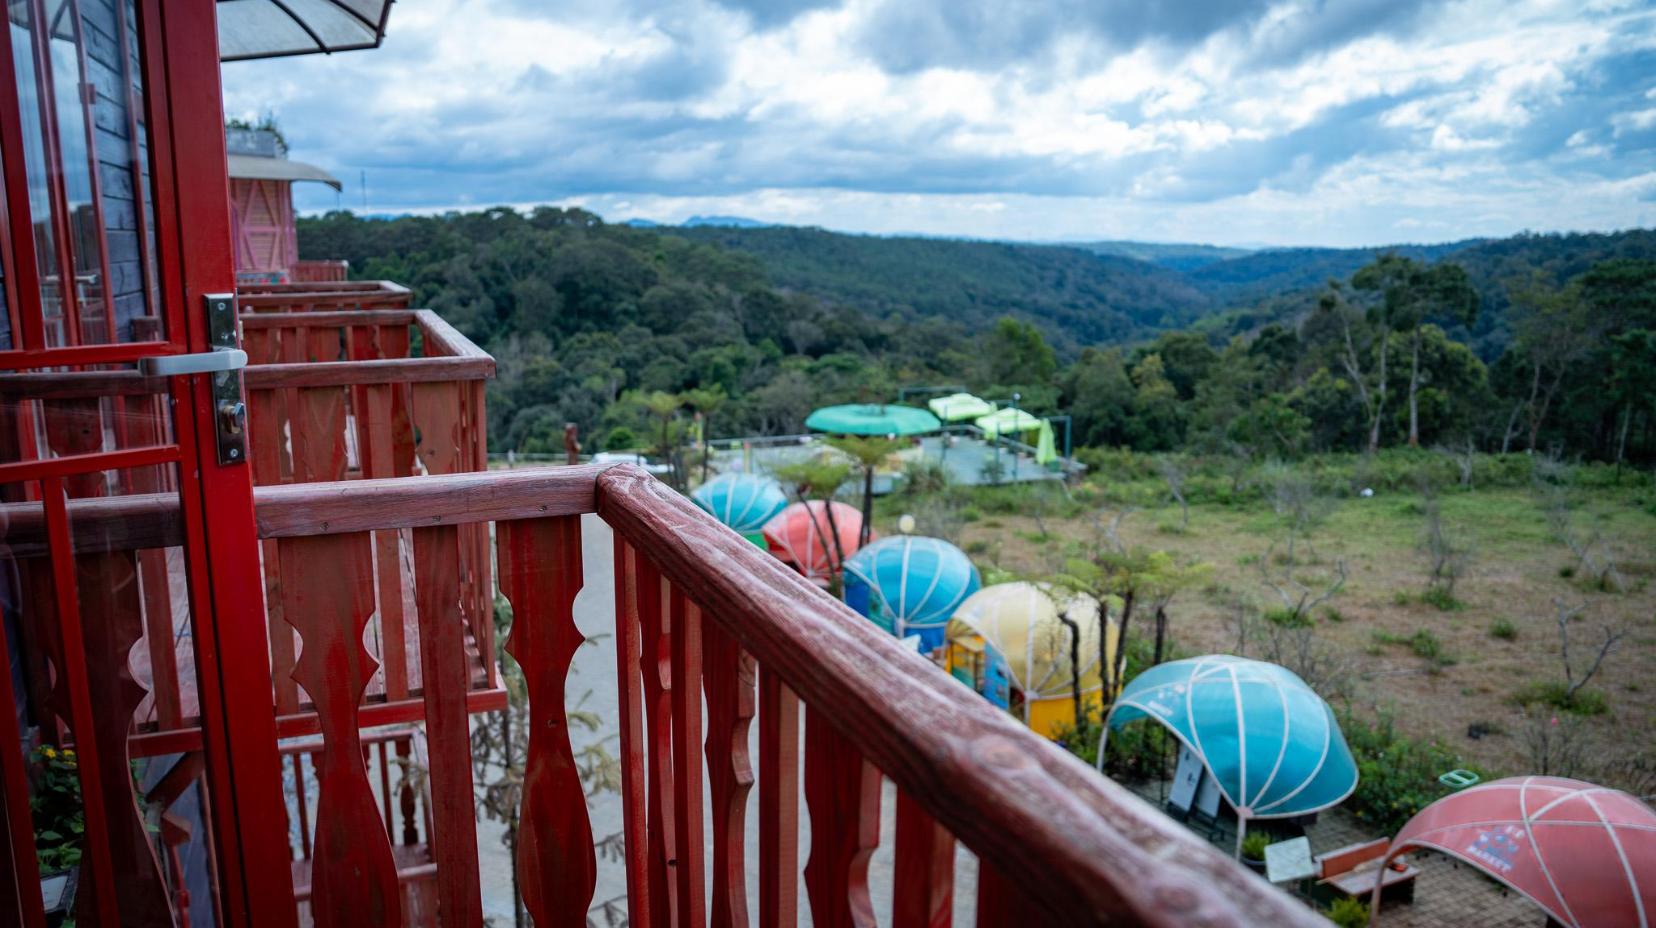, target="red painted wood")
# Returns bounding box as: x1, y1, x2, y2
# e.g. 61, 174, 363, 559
802, 709, 880, 928
147, 3, 297, 922
75, 550, 175, 926
612, 537, 656, 928
703, 619, 756, 928
0, 569, 46, 928
596, 465, 1326, 928
758, 664, 800, 928
279, 533, 401, 927
892, 790, 954, 928
638, 563, 678, 928
413, 523, 482, 926
670, 592, 707, 928
41, 479, 121, 928
358, 383, 411, 699
498, 516, 596, 927
291, 386, 347, 483
974, 860, 1059, 928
